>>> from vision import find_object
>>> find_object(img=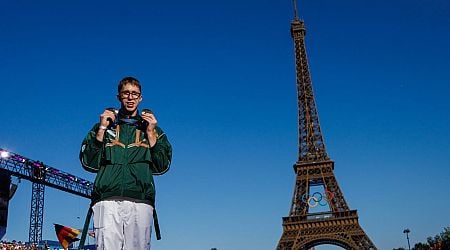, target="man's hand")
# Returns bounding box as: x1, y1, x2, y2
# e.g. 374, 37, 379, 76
141, 110, 158, 147
96, 109, 116, 141
100, 109, 116, 128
